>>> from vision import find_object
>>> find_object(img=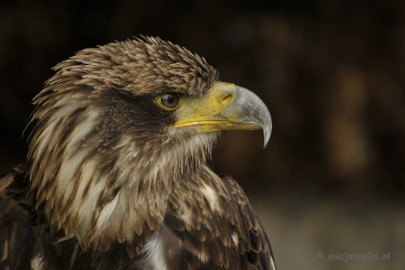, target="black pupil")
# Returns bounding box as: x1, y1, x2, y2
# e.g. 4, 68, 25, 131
162, 93, 178, 108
